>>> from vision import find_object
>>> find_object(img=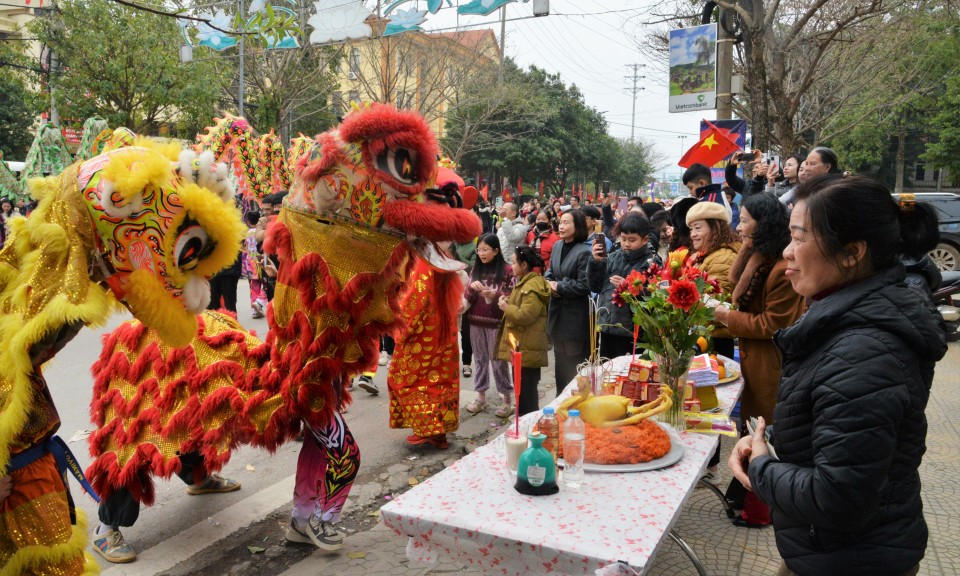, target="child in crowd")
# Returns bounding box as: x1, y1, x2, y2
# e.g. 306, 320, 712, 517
497, 246, 551, 416
464, 234, 514, 417
587, 212, 661, 359
242, 211, 267, 318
